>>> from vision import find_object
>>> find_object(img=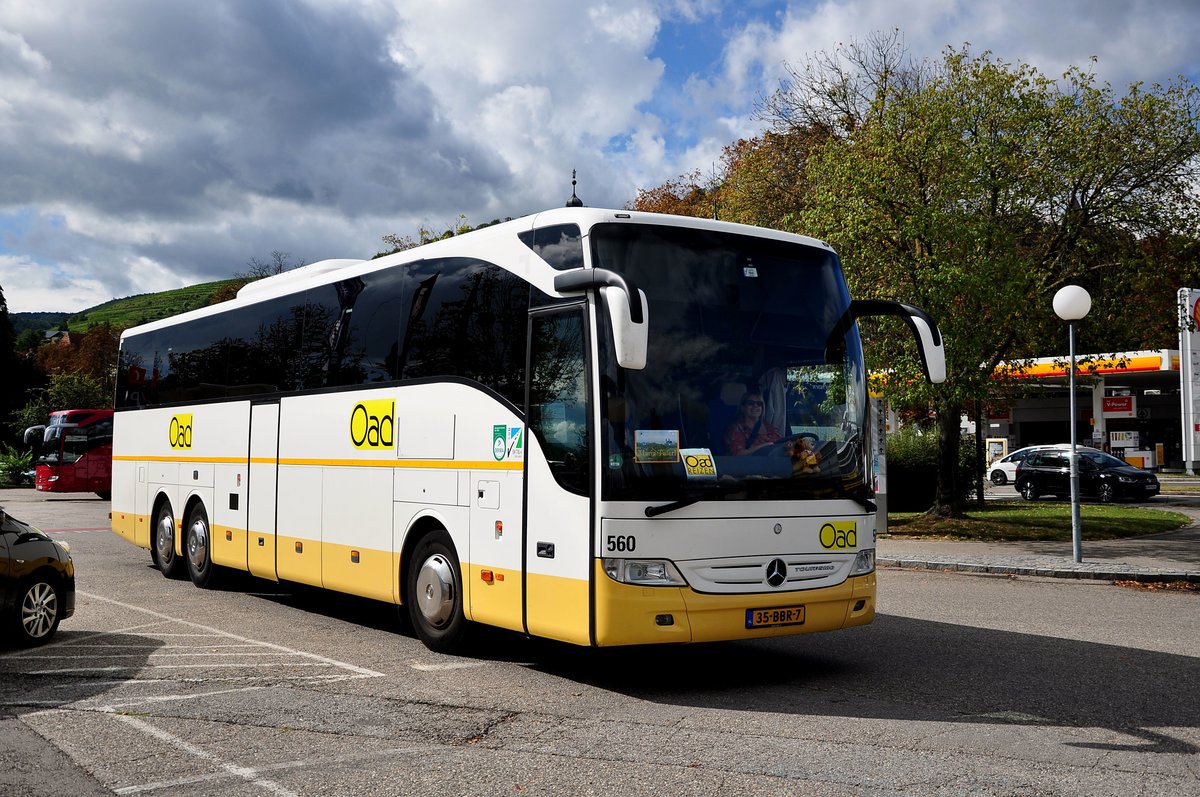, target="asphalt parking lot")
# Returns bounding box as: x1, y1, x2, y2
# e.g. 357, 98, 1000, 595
2, 489, 1198, 796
